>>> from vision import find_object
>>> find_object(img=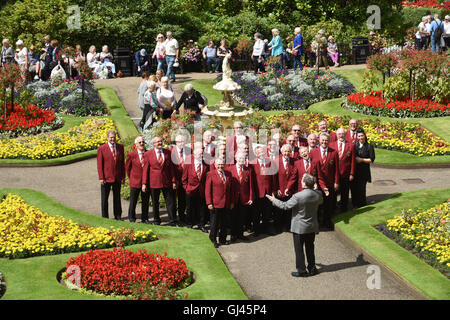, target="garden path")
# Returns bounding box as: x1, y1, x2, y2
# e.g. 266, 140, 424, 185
3, 68, 450, 300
